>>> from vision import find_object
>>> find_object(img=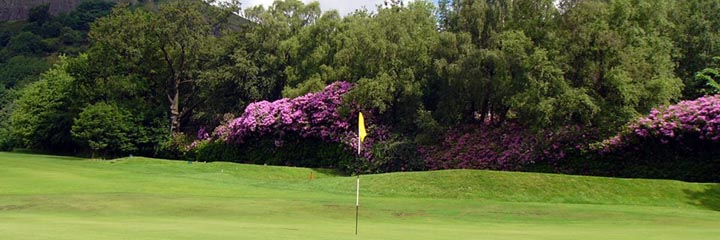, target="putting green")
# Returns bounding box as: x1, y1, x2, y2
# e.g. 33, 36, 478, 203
1, 152, 719, 239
